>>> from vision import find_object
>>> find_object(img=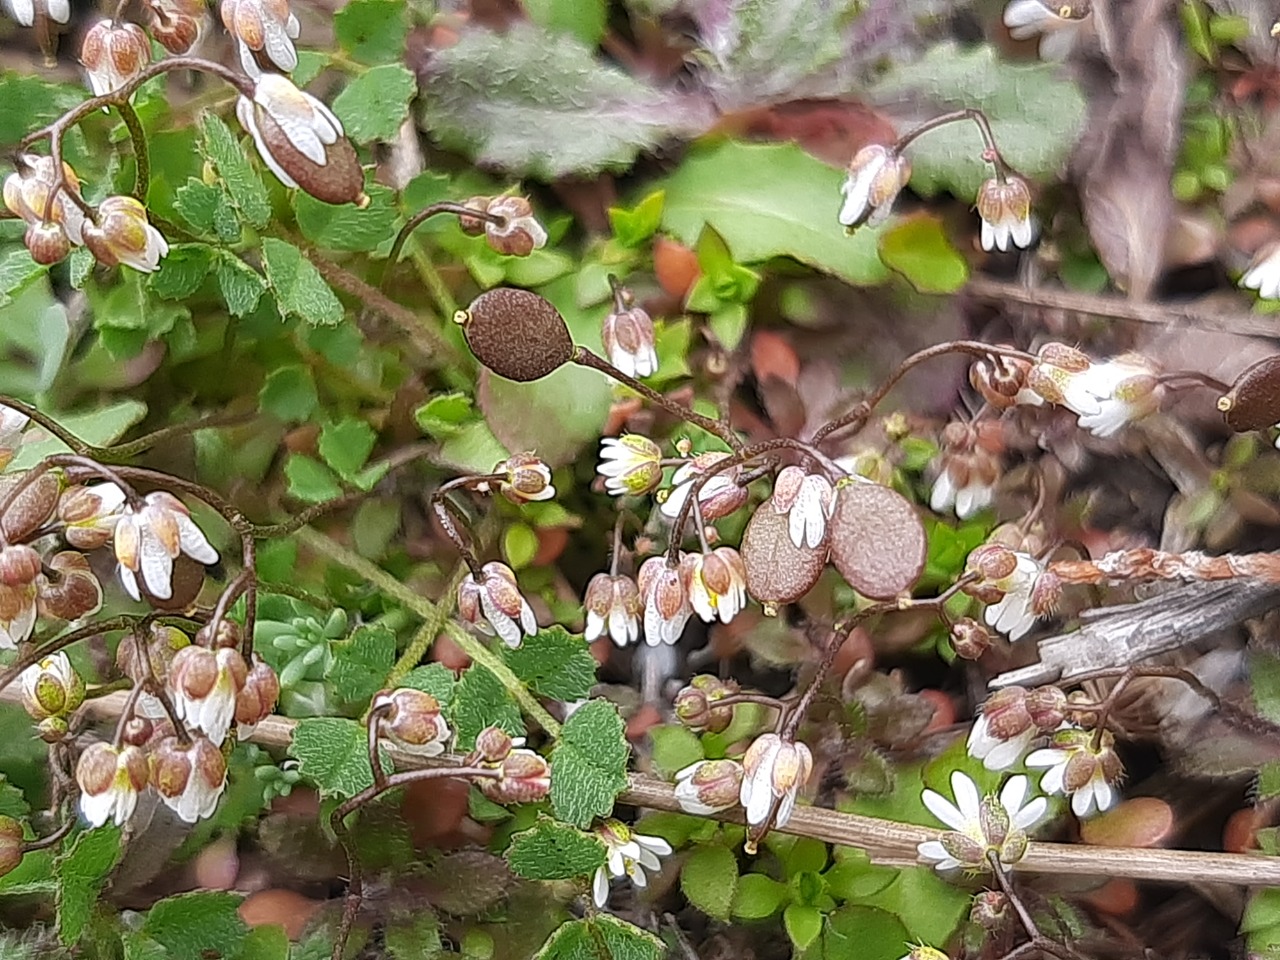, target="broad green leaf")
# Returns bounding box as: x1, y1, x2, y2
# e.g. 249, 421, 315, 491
851, 866, 969, 946
0, 70, 83, 147
784, 903, 823, 951
524, 0, 607, 46
385, 911, 444, 959
57, 826, 122, 946
504, 521, 538, 570
662, 141, 889, 287
328, 623, 396, 703
319, 417, 378, 480
295, 185, 399, 252
549, 699, 630, 828
421, 22, 714, 179
414, 392, 475, 439
878, 215, 968, 294
823, 904, 911, 960
200, 114, 271, 229
680, 844, 737, 920
451, 664, 525, 751
500, 626, 596, 702
141, 891, 247, 960
505, 817, 607, 880
648, 725, 703, 778
259, 237, 344, 326
290, 716, 392, 799
122, 933, 169, 960
148, 243, 214, 301
213, 251, 267, 317
608, 190, 665, 248
822, 853, 896, 902
285, 454, 343, 504
869, 43, 1087, 199
399, 663, 456, 706
0, 247, 46, 309
9, 400, 147, 470
259, 364, 319, 421
732, 873, 791, 919
534, 915, 663, 960
332, 64, 417, 144
334, 0, 408, 63
233, 924, 290, 960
